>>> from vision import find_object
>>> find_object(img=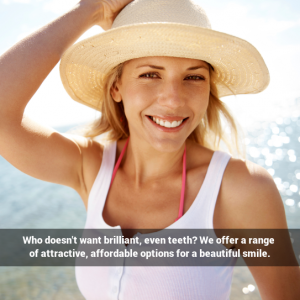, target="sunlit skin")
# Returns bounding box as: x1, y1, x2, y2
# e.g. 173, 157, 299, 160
109, 56, 211, 185
111, 56, 211, 154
